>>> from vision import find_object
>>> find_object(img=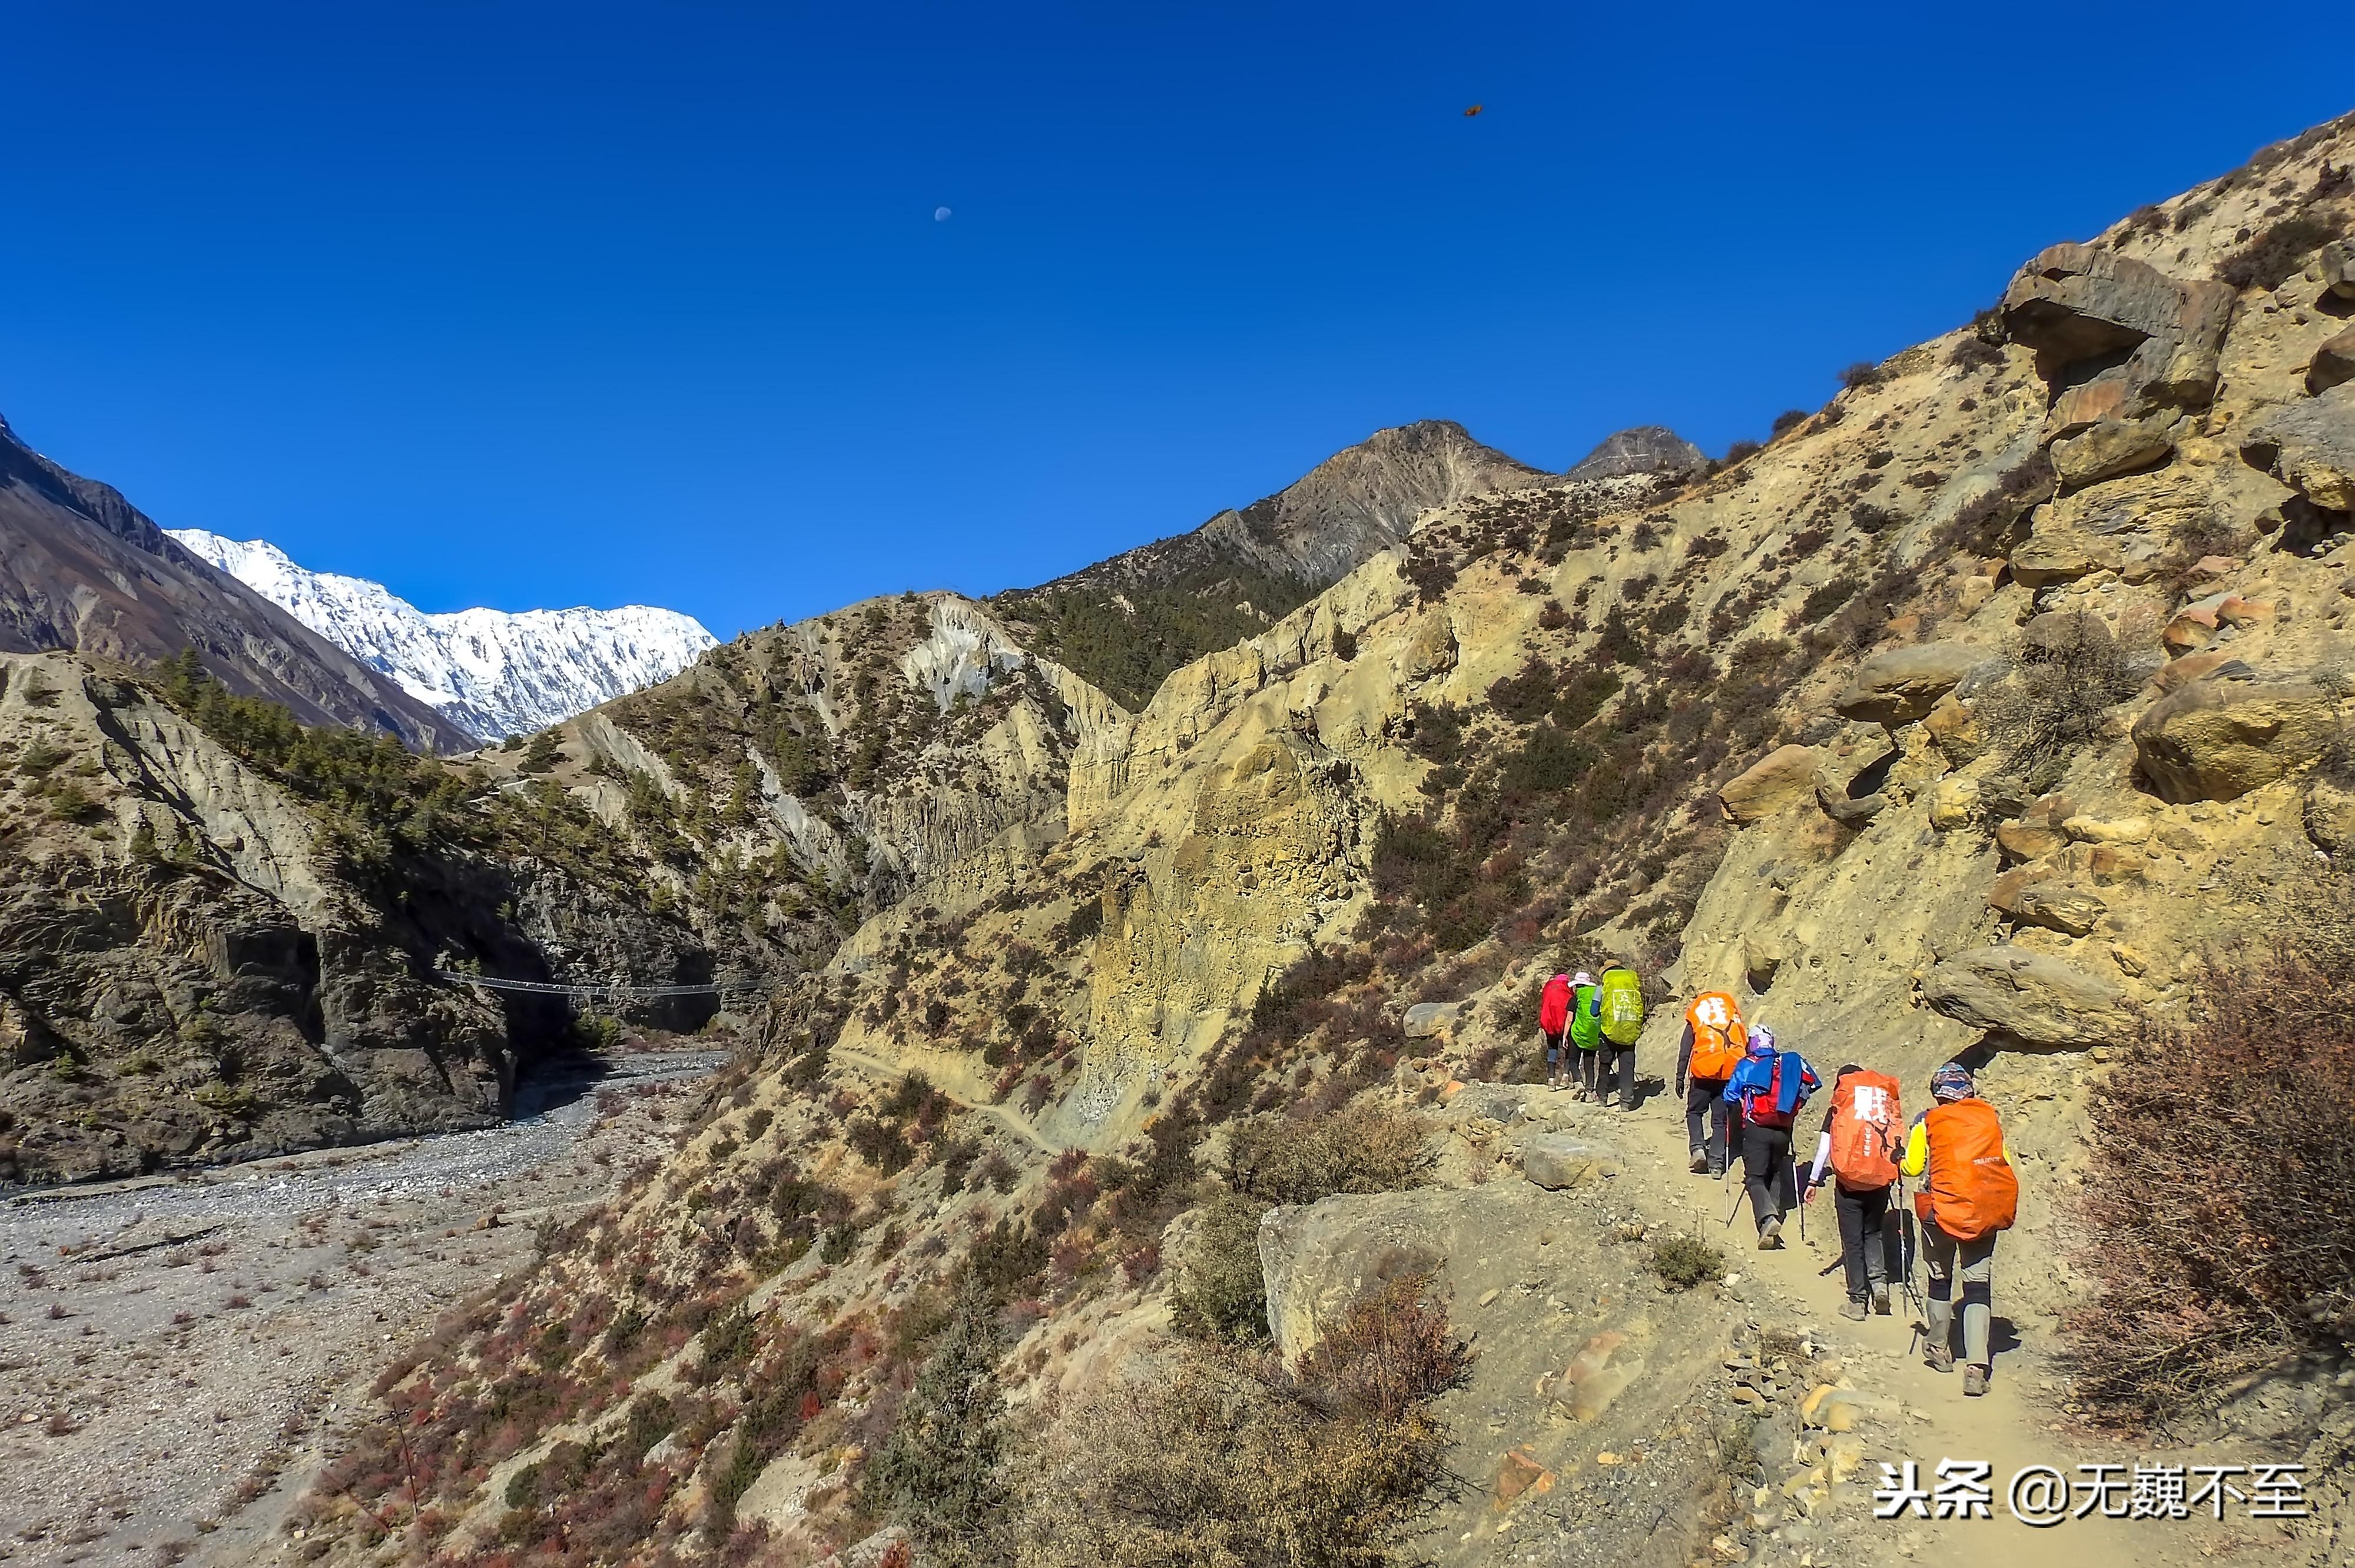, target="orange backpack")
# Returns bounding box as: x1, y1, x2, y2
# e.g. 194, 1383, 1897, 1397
1827, 1070, 1902, 1191
1684, 991, 1746, 1081
1913, 1099, 2018, 1241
